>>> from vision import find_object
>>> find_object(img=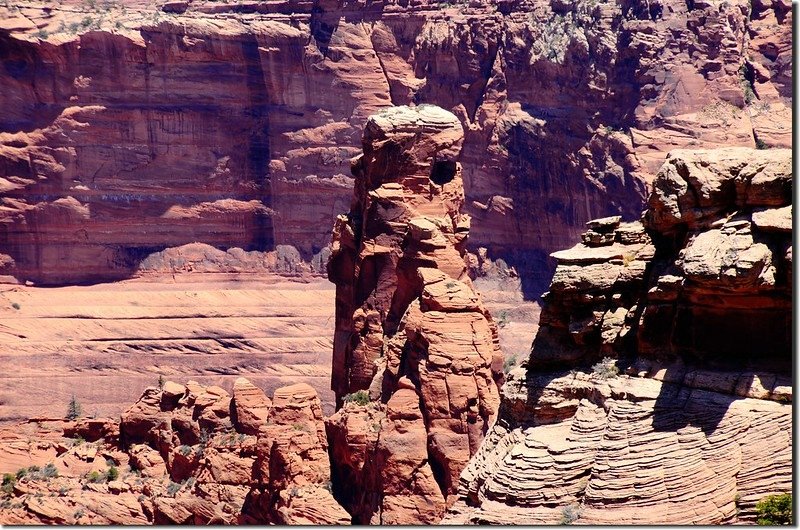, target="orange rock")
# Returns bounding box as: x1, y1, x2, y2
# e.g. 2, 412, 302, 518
326, 105, 502, 523
232, 377, 272, 435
